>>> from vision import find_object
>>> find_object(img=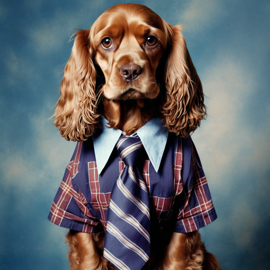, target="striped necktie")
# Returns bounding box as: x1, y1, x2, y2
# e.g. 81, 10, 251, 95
104, 136, 151, 270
